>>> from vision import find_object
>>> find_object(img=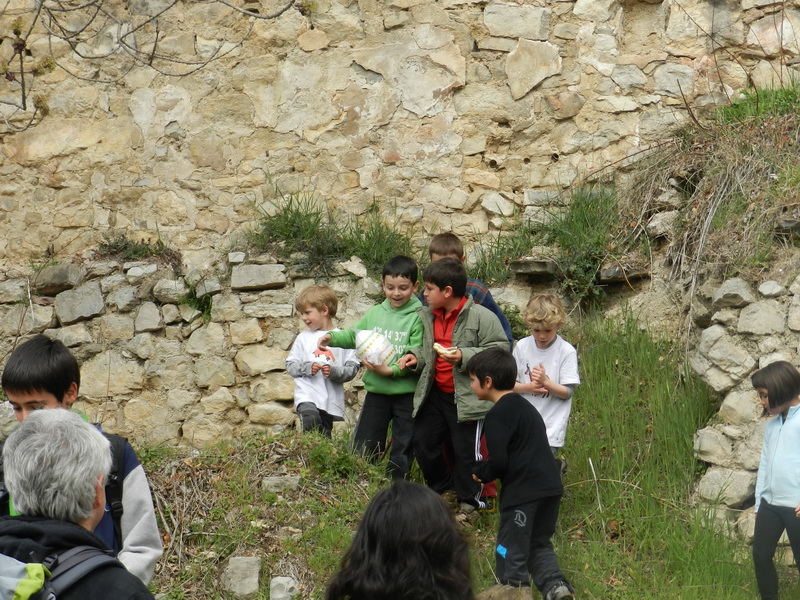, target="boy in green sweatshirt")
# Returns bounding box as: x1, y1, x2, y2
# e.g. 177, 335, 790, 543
318, 255, 423, 479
